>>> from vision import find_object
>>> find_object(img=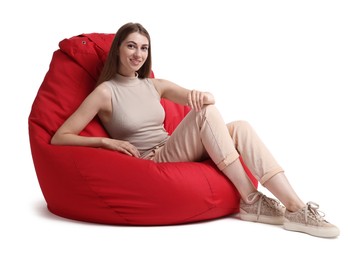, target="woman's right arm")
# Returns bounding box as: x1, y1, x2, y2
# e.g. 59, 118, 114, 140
51, 84, 111, 148
51, 84, 141, 157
